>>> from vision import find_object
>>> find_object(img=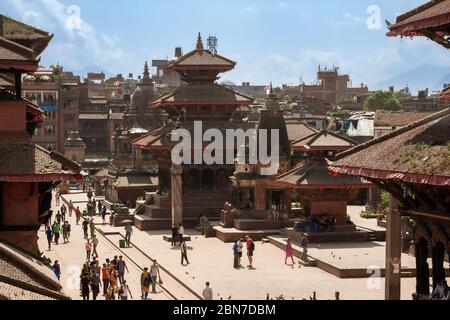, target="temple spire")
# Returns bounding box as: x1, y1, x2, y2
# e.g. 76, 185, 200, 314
142, 61, 152, 83
196, 32, 204, 51
265, 82, 279, 111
